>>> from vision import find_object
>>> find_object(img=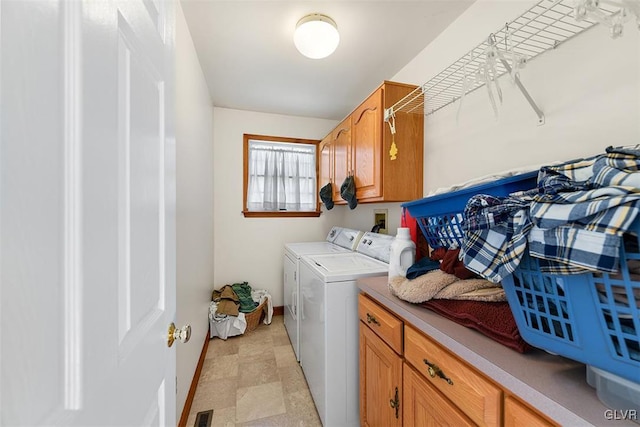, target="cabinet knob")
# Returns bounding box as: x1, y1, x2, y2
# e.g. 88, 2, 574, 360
366, 313, 380, 326
423, 358, 453, 385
